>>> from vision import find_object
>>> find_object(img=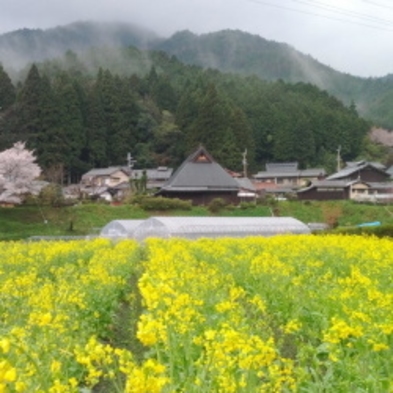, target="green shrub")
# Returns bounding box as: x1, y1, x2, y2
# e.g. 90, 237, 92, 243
286, 192, 298, 201
260, 194, 278, 207
37, 184, 65, 207
336, 224, 393, 238
207, 198, 227, 213
132, 196, 192, 211
239, 202, 256, 210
